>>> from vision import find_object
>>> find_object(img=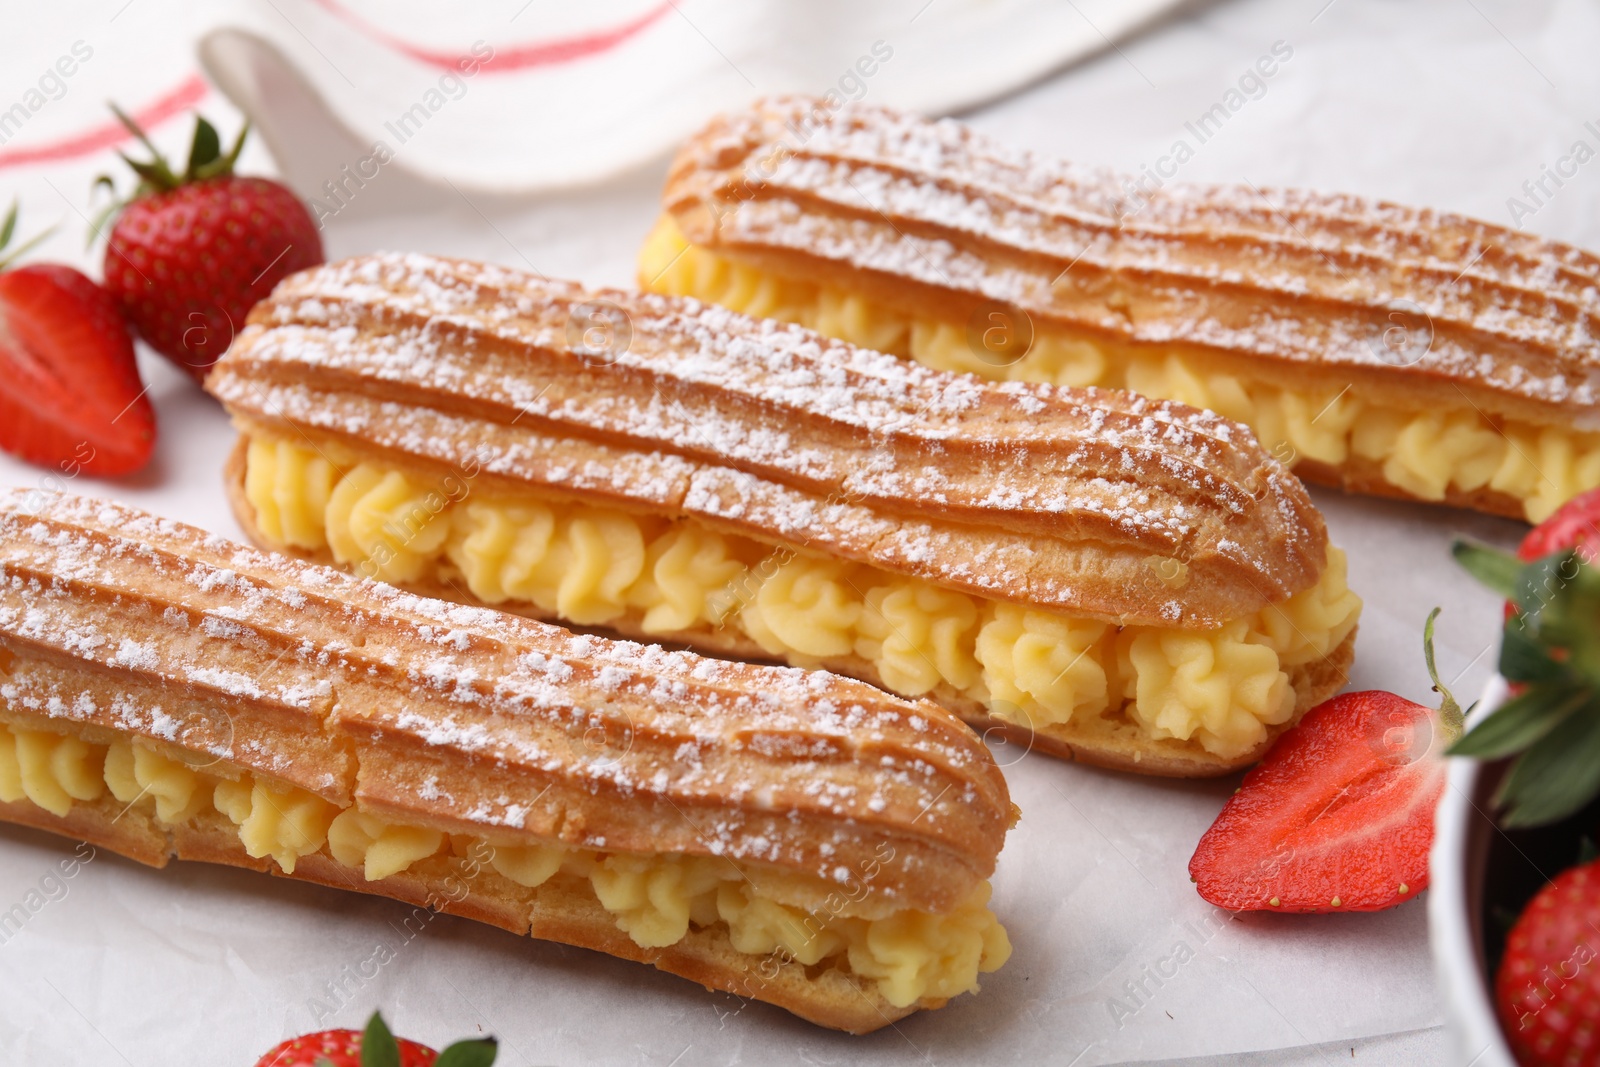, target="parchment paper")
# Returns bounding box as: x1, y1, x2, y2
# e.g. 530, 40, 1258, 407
4, 0, 1593, 1061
